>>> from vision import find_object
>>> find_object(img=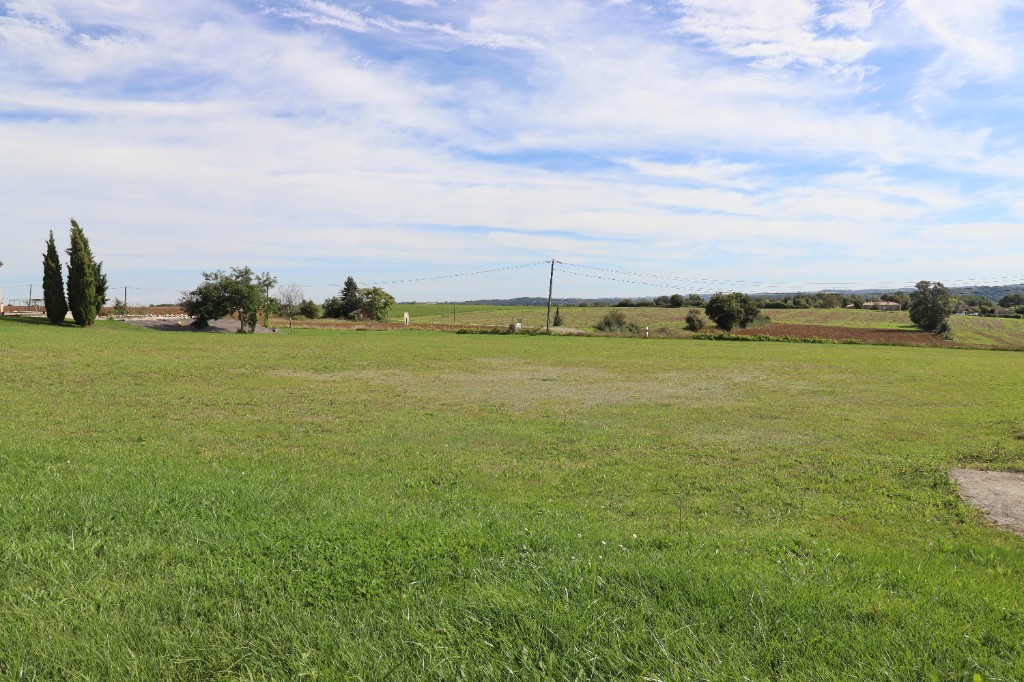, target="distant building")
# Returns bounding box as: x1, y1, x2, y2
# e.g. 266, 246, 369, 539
862, 301, 902, 311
